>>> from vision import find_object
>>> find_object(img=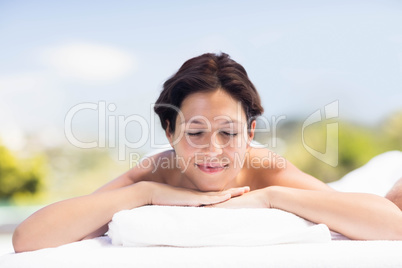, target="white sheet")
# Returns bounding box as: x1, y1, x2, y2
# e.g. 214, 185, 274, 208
2, 236, 402, 267
108, 206, 330, 247
328, 150, 402, 196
